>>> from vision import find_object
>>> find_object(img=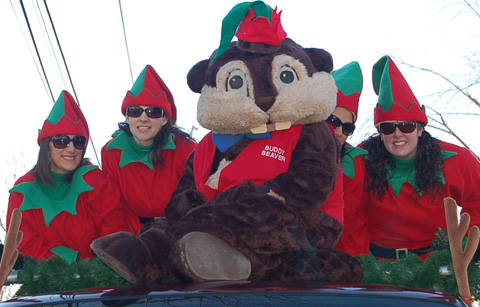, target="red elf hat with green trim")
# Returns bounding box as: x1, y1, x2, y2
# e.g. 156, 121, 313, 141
121, 65, 176, 123
38, 90, 89, 145
331, 61, 363, 123
373, 56, 427, 125
215, 0, 287, 59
